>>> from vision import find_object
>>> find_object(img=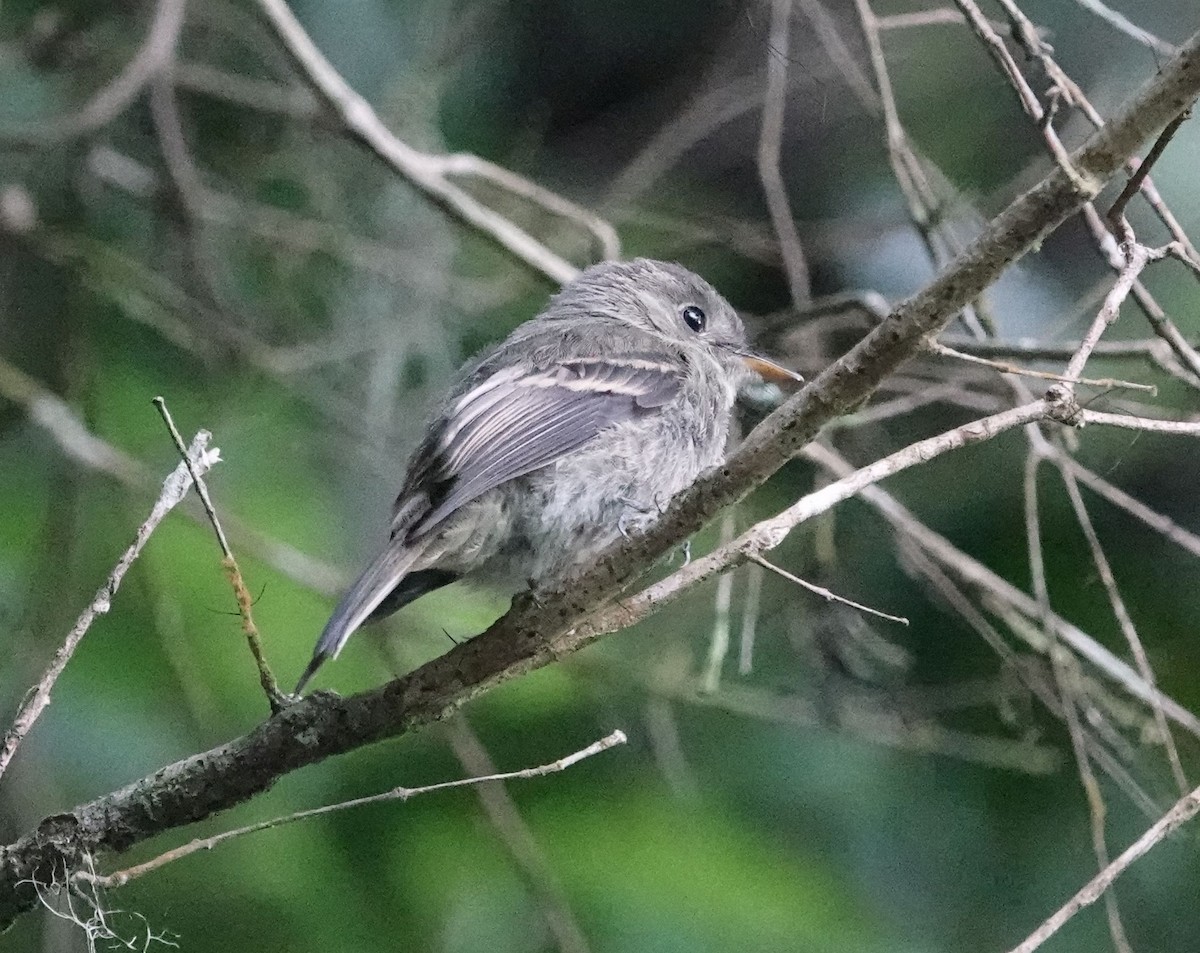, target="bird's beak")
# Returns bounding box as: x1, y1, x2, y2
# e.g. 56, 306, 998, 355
722, 344, 804, 384
741, 353, 804, 384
